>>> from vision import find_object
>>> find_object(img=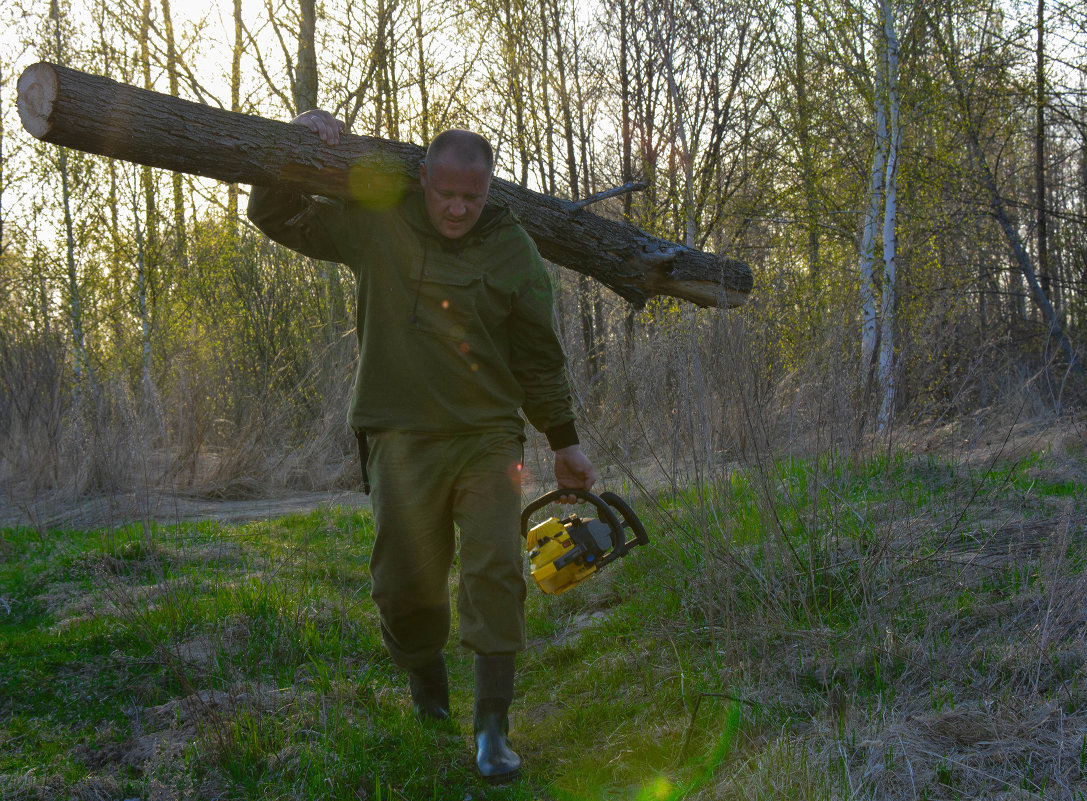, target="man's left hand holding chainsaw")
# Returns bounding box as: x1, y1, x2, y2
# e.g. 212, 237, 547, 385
248, 111, 595, 783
